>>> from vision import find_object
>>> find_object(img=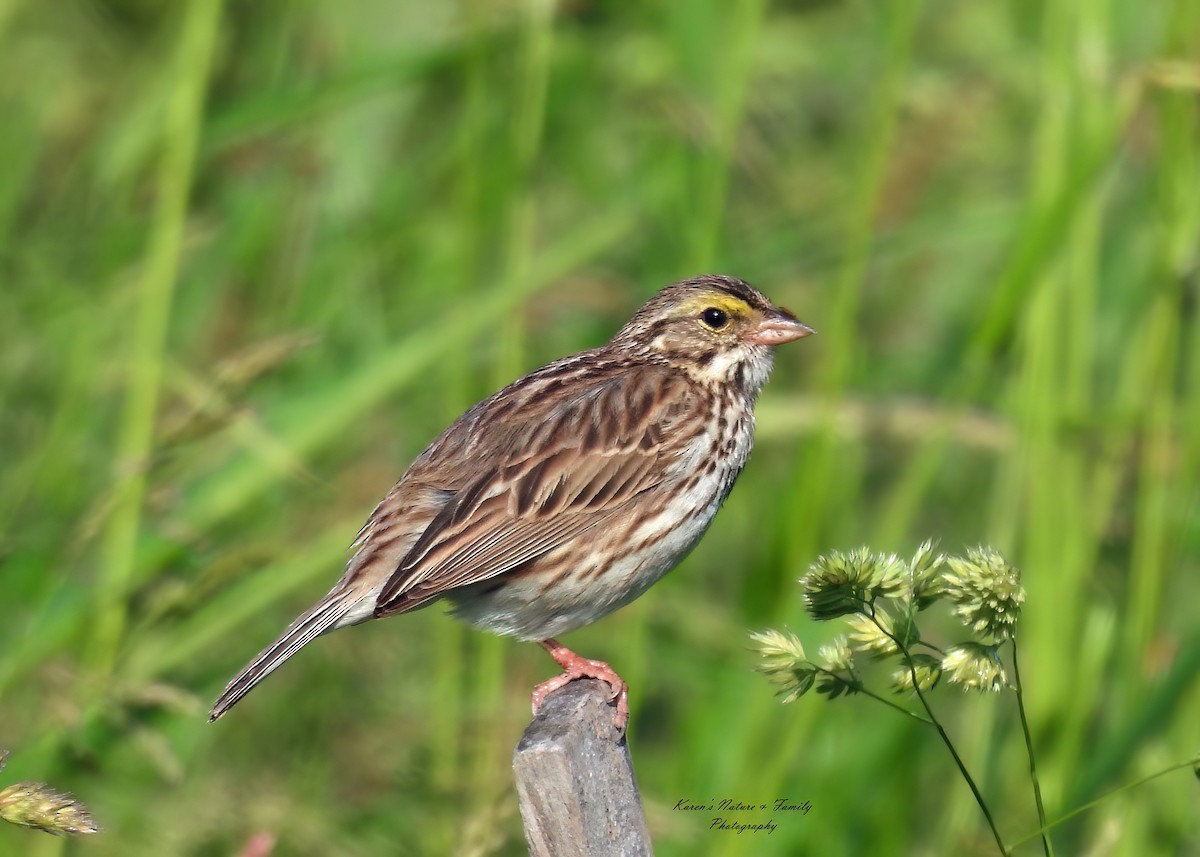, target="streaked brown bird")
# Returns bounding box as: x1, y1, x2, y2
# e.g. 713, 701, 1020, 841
209, 275, 813, 729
